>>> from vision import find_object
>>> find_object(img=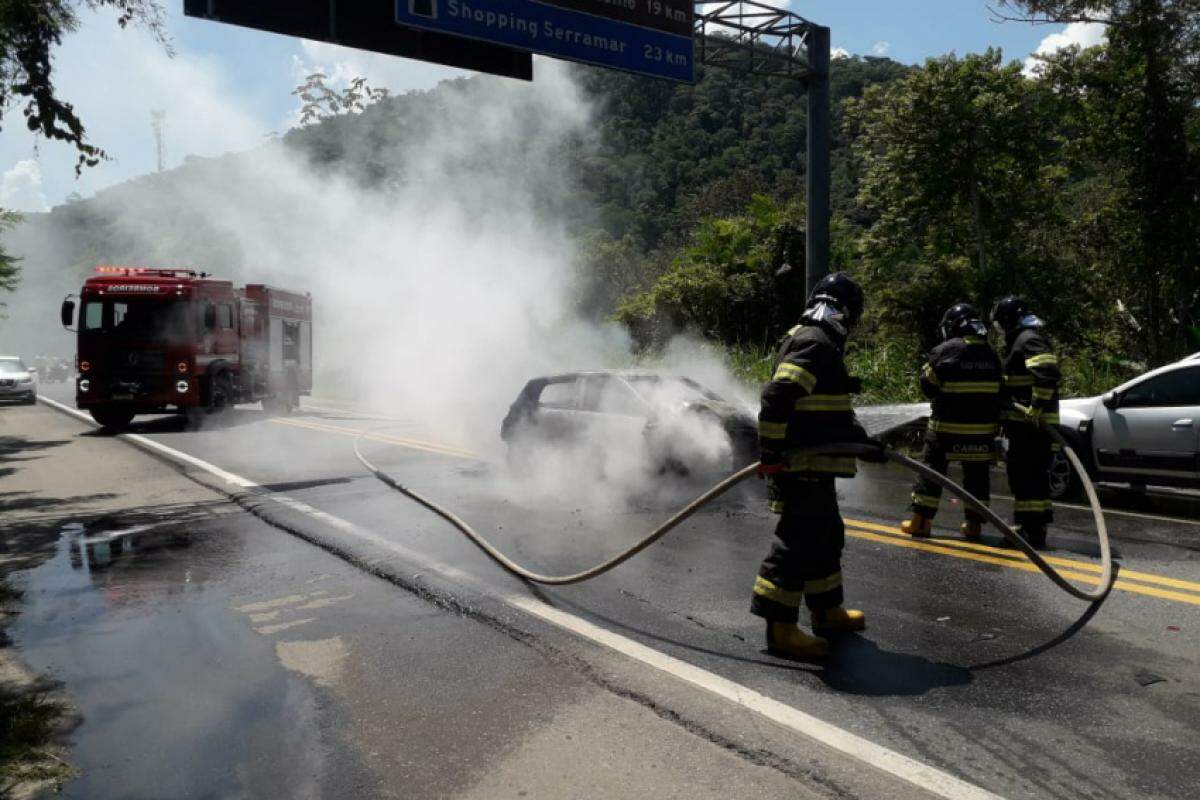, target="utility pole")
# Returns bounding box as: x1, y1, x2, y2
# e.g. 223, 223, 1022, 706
151, 110, 166, 173
805, 25, 831, 294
